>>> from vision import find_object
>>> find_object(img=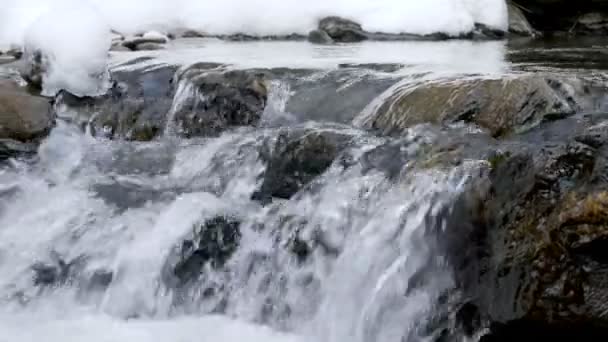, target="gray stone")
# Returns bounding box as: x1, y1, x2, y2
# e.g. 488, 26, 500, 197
318, 16, 368, 42
0, 80, 53, 142
308, 29, 334, 44
134, 42, 166, 51
122, 36, 167, 50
